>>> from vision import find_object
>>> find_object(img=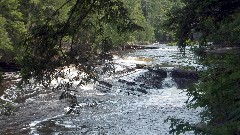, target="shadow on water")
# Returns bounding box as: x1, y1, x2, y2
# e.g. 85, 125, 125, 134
0, 85, 4, 97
